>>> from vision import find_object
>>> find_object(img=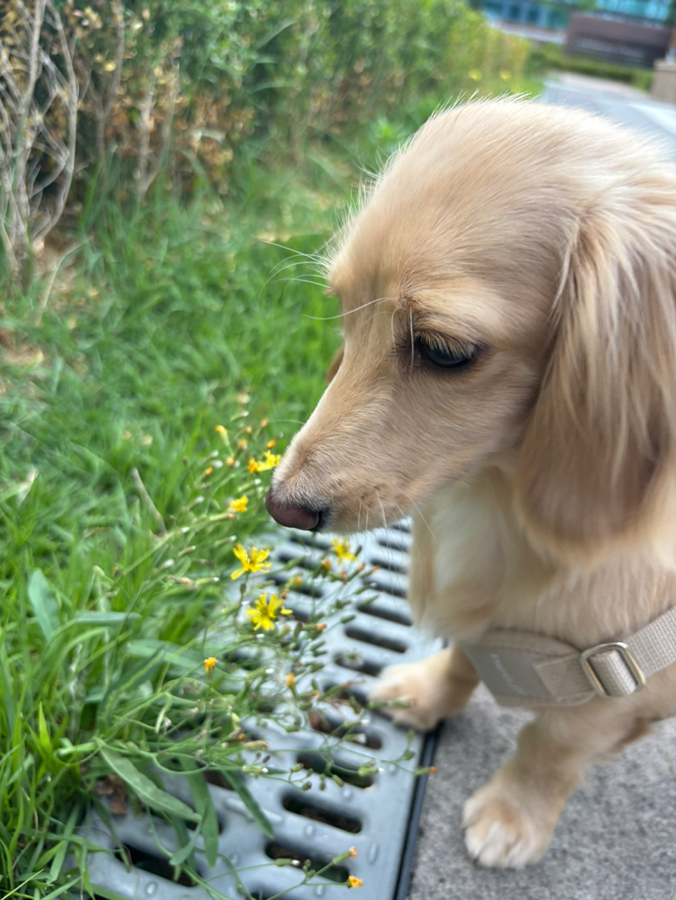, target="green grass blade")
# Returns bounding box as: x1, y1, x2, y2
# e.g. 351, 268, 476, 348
185, 770, 219, 868
100, 748, 200, 823
27, 569, 60, 640
222, 771, 274, 839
